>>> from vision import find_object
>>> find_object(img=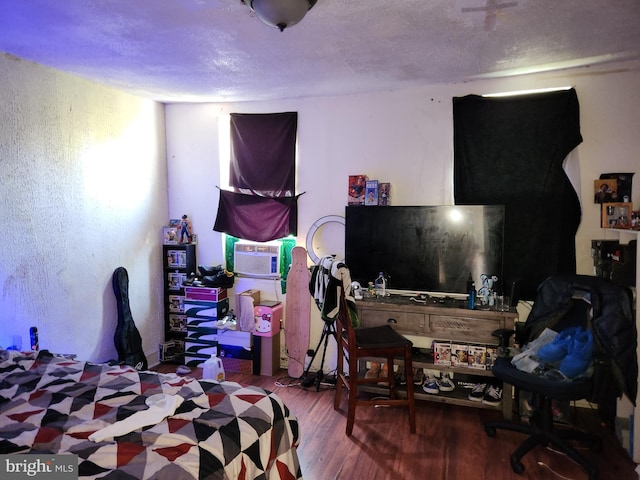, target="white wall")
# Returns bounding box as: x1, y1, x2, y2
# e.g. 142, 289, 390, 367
166, 61, 640, 367
0, 54, 168, 363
